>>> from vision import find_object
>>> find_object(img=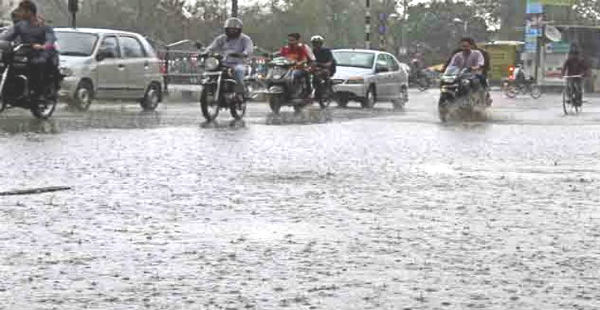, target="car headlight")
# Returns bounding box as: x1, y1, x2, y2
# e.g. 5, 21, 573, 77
204, 57, 220, 71
346, 76, 364, 84
59, 67, 73, 77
